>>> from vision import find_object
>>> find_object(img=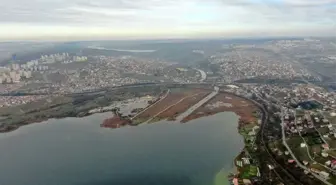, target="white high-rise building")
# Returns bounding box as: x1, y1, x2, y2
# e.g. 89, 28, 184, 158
9, 71, 20, 83
14, 73, 21, 83
9, 71, 16, 79
11, 63, 20, 71
24, 71, 32, 78
5, 77, 12, 83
